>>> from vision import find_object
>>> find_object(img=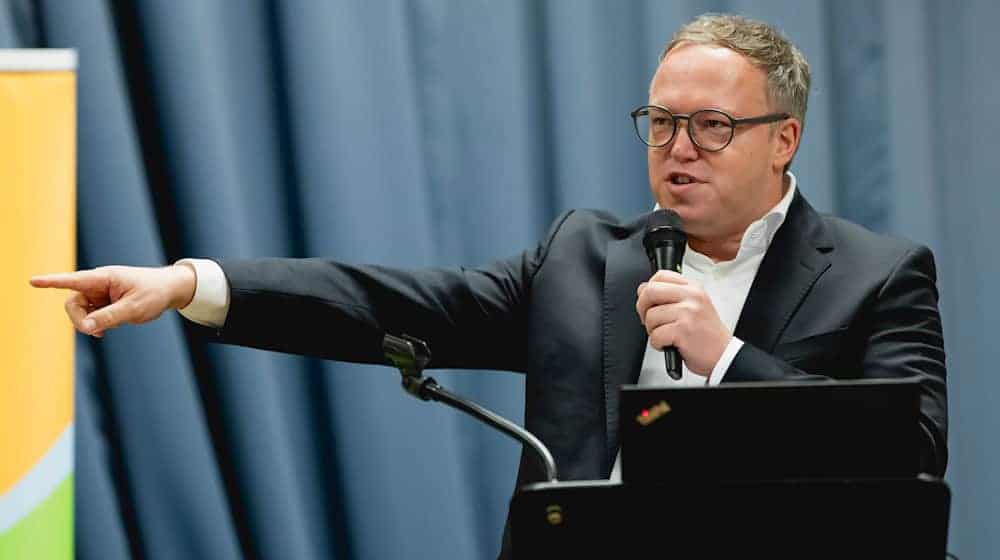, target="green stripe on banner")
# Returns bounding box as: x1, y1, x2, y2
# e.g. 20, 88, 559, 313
0, 475, 73, 559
